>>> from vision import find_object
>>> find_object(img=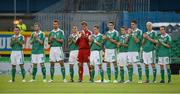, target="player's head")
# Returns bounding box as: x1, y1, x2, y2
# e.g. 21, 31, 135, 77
53, 19, 59, 29
127, 28, 132, 34
93, 25, 100, 34
131, 20, 137, 30
72, 25, 78, 33
81, 21, 88, 31
160, 26, 166, 34
34, 22, 40, 32
13, 26, 20, 35
146, 22, 153, 31
18, 19, 23, 24
107, 21, 115, 30
120, 26, 127, 35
